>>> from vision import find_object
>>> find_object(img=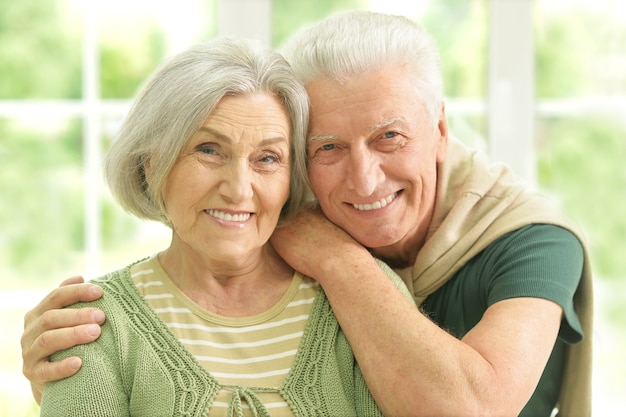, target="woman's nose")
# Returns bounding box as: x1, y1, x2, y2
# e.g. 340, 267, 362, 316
219, 159, 254, 203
